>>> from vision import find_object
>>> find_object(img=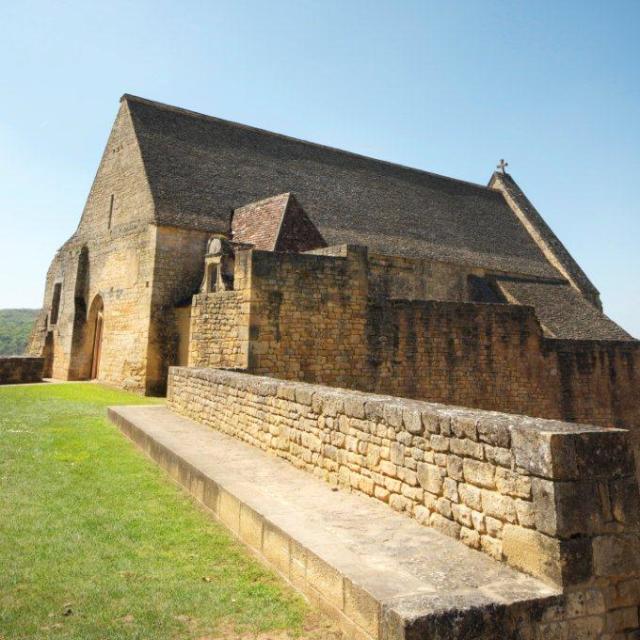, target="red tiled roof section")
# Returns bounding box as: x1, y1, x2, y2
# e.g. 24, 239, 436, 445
231, 193, 327, 253
231, 193, 290, 251
275, 194, 327, 252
